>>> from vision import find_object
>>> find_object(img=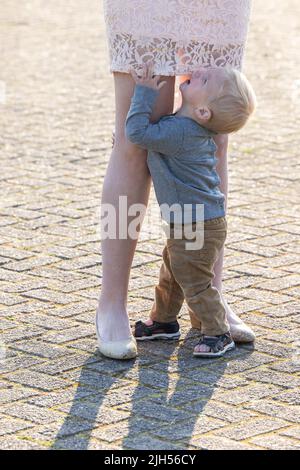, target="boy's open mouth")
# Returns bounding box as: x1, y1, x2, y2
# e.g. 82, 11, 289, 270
180, 78, 191, 90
